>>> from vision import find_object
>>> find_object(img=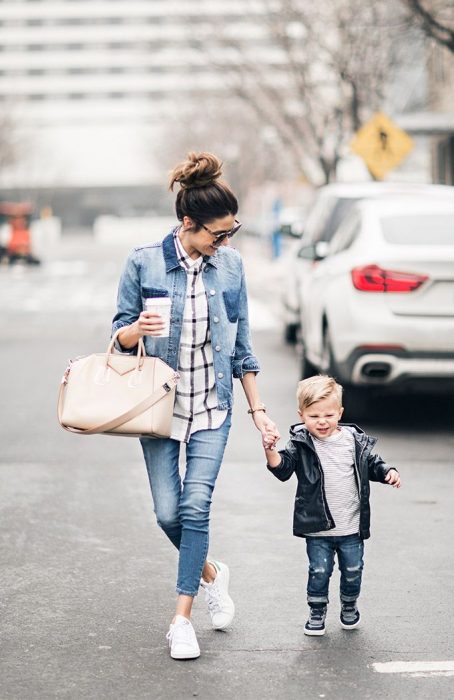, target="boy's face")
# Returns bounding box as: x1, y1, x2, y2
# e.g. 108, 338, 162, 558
298, 393, 344, 440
